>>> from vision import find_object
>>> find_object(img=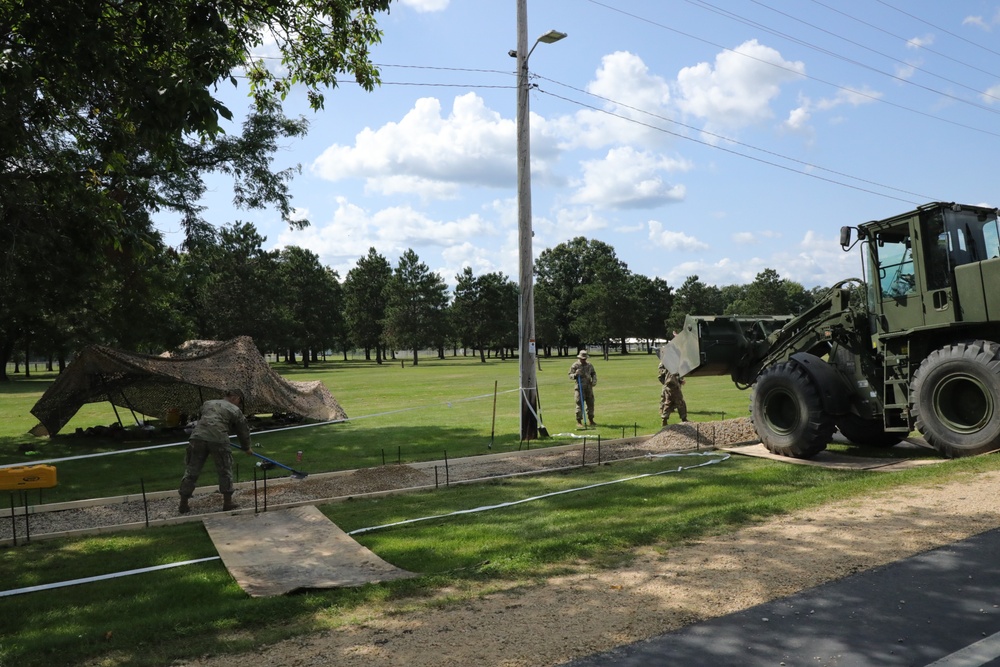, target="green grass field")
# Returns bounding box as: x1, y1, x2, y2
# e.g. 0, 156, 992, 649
2, 351, 998, 667
0, 351, 749, 503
